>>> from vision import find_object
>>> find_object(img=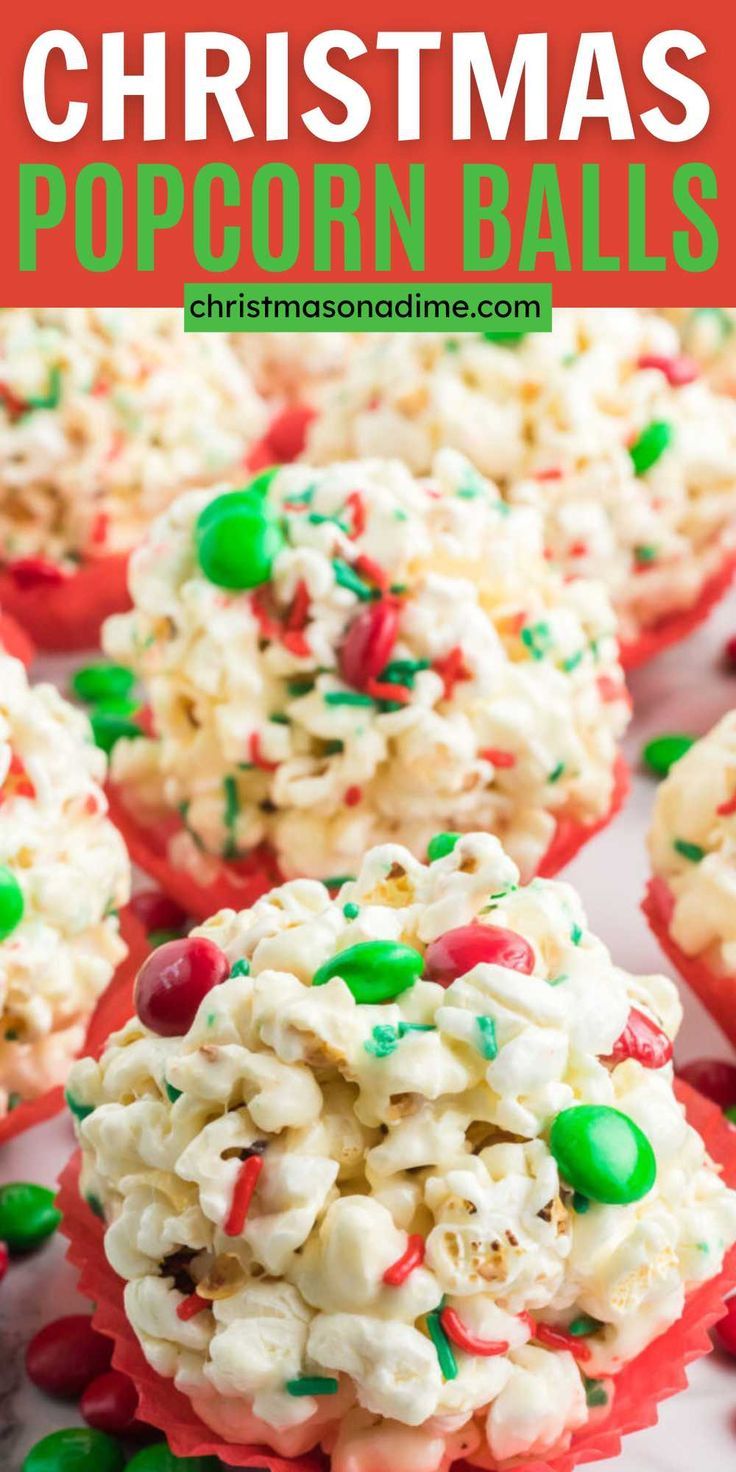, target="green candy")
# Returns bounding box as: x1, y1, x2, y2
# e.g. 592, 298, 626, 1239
629, 420, 673, 475
22, 1430, 125, 1472
642, 733, 695, 777
71, 662, 135, 705
427, 832, 461, 861
195, 489, 285, 589
127, 1449, 221, 1472
90, 710, 143, 755
247, 465, 281, 498
0, 866, 24, 939
550, 1105, 656, 1205
481, 331, 527, 345
0, 1181, 61, 1251
313, 940, 424, 1003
